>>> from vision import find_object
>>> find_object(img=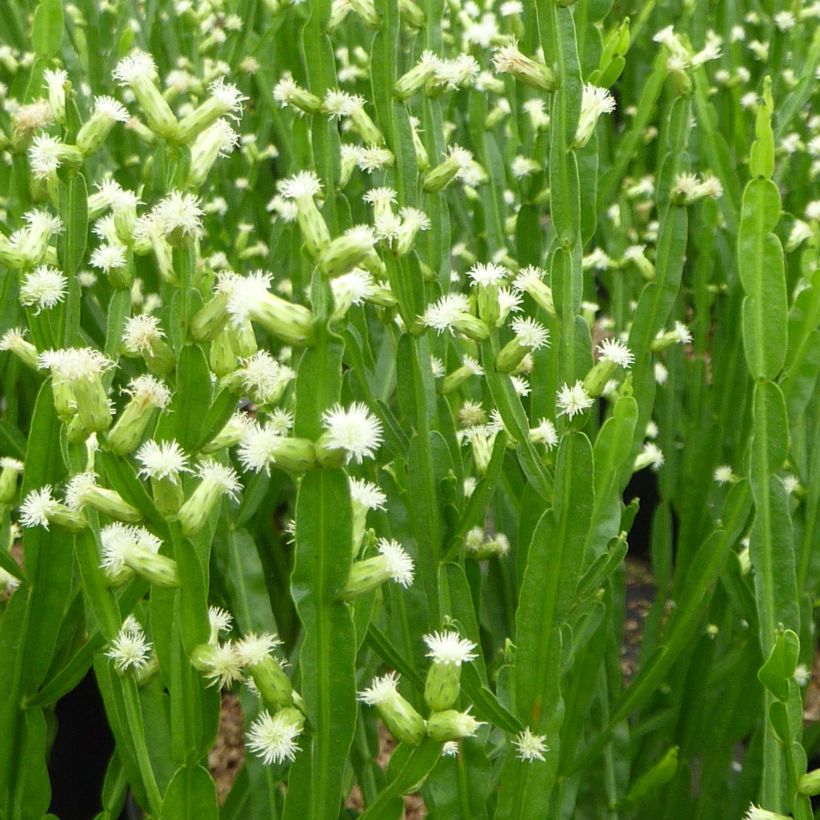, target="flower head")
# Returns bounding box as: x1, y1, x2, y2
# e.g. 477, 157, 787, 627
358, 670, 400, 705
151, 191, 203, 238
596, 338, 634, 368
19, 486, 59, 529
235, 632, 282, 667
513, 727, 549, 762
511, 316, 550, 350
422, 293, 472, 334
423, 631, 477, 666
122, 314, 165, 354
113, 52, 158, 85
122, 375, 172, 409
321, 402, 383, 464
556, 381, 594, 419
349, 477, 387, 511
19, 265, 67, 313
90, 243, 128, 273
94, 95, 129, 122
278, 171, 323, 201
136, 439, 190, 479
467, 262, 507, 287
107, 619, 152, 674
377, 538, 414, 587
247, 709, 303, 765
